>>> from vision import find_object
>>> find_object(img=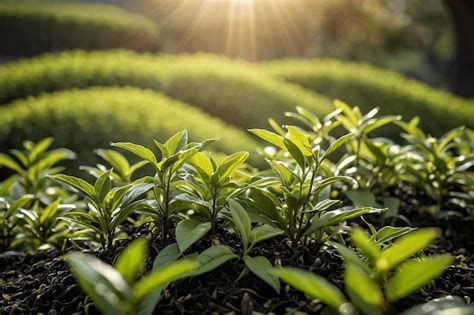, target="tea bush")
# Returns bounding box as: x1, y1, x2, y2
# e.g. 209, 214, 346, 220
0, 51, 333, 129
0, 2, 159, 56
262, 59, 474, 136
0, 87, 260, 166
